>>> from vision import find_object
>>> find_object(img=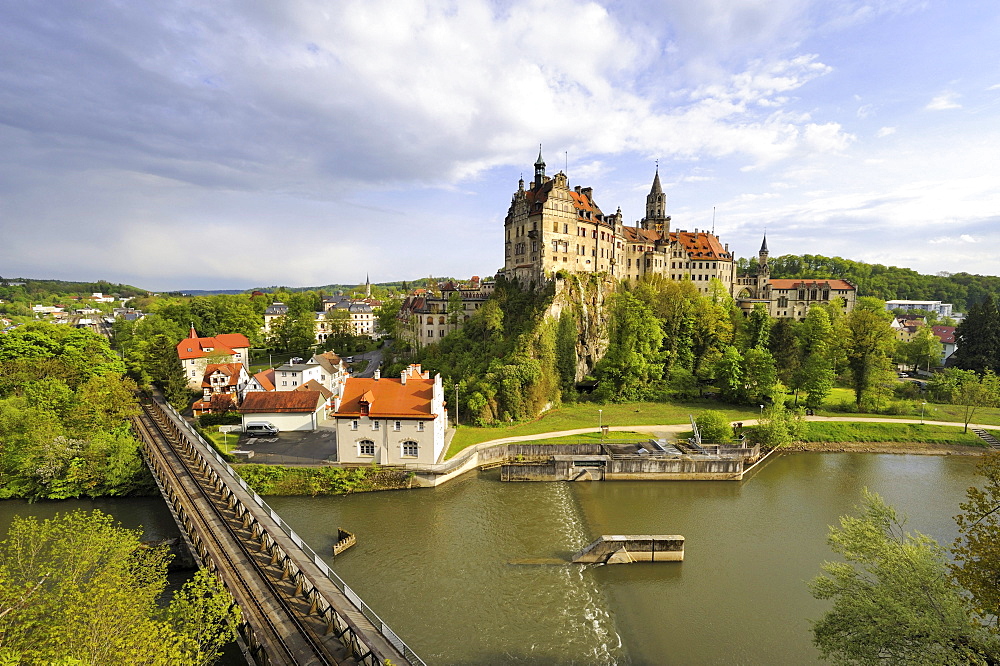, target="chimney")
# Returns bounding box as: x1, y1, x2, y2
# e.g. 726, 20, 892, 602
374, 368, 381, 380
400, 369, 407, 386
